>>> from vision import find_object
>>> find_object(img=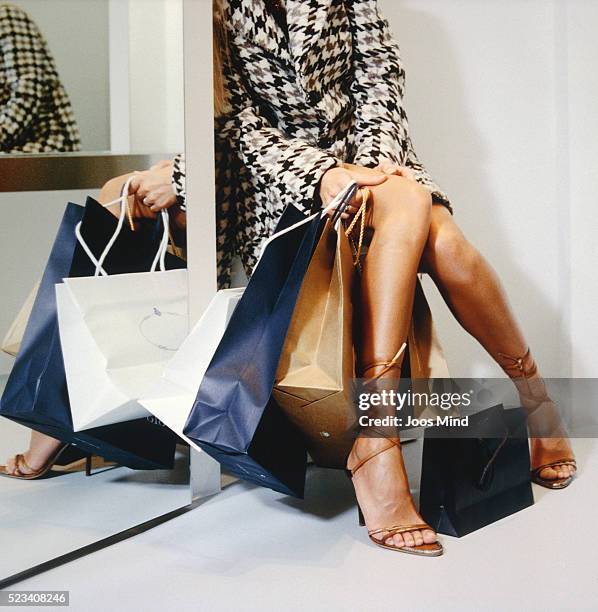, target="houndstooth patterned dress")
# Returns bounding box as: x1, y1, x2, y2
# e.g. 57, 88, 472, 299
173, 0, 450, 288
0, 4, 80, 153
